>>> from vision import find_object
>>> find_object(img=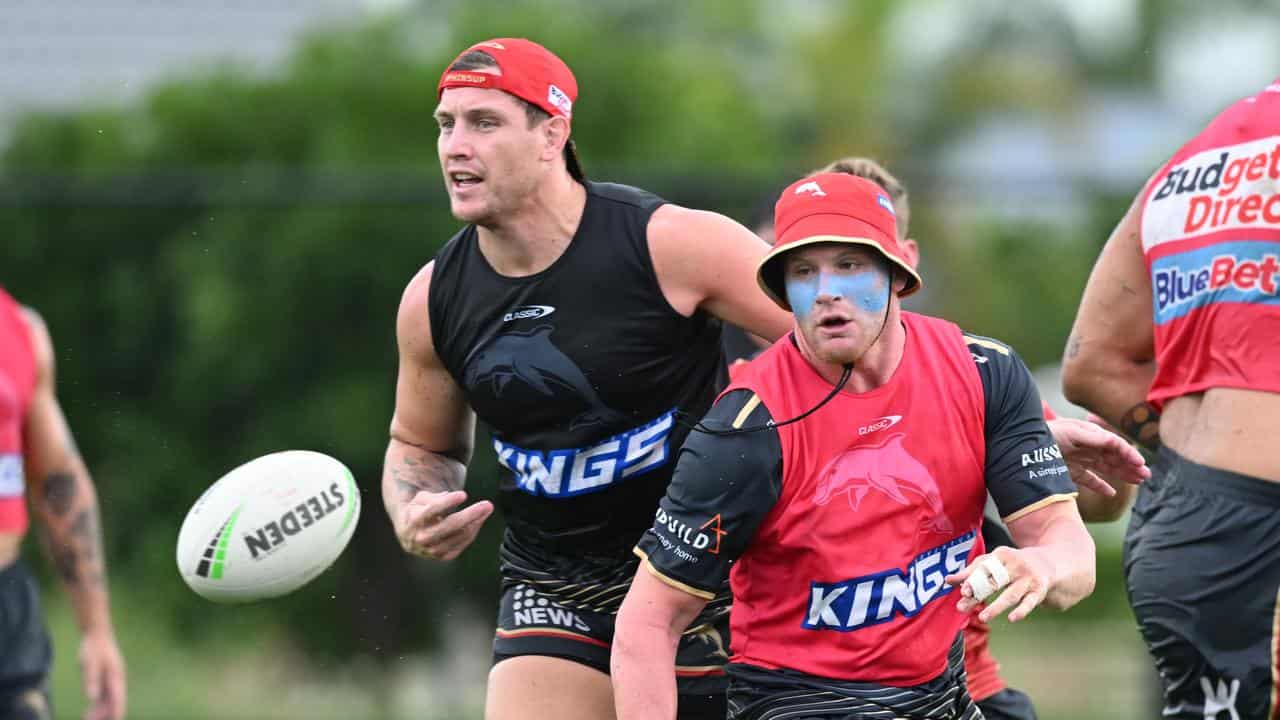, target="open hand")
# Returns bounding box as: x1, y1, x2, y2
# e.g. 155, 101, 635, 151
1047, 417, 1149, 496
396, 490, 493, 561
80, 630, 126, 720
945, 547, 1052, 623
